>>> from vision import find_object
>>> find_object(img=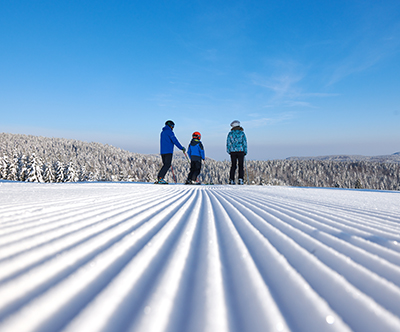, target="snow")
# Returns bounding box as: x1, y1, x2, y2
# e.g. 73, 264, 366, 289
0, 181, 400, 332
